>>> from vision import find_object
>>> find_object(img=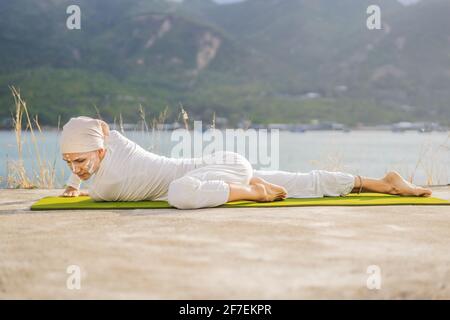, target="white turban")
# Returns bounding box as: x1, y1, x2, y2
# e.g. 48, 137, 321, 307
60, 116, 105, 154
